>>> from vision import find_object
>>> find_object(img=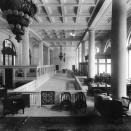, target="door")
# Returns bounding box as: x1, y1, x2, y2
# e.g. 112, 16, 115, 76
56, 65, 59, 70
5, 68, 13, 89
